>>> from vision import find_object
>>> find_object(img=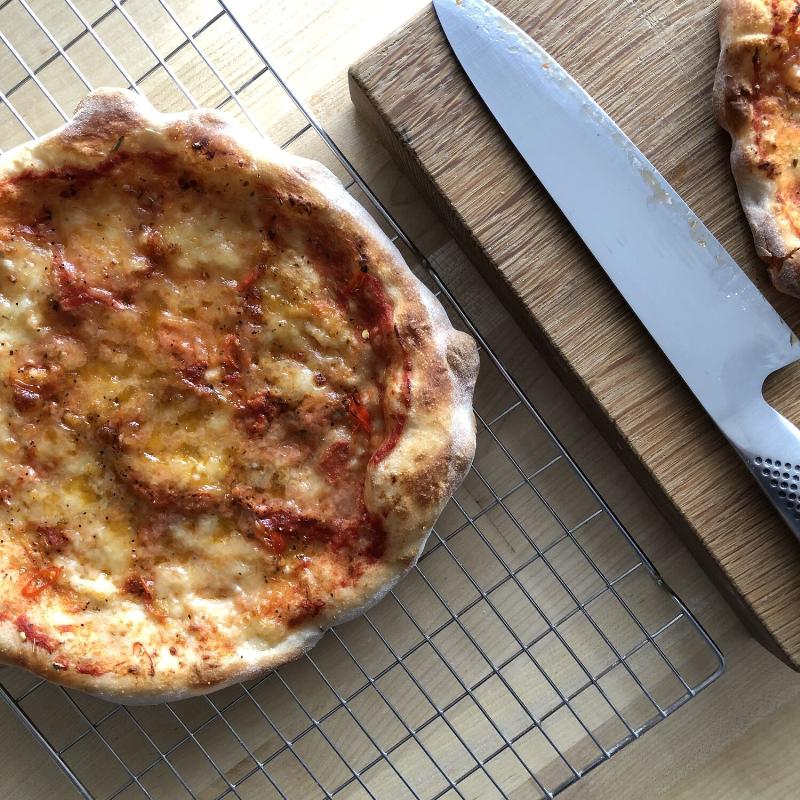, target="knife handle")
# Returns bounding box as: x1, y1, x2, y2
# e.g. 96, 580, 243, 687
732, 401, 800, 541
746, 456, 800, 535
